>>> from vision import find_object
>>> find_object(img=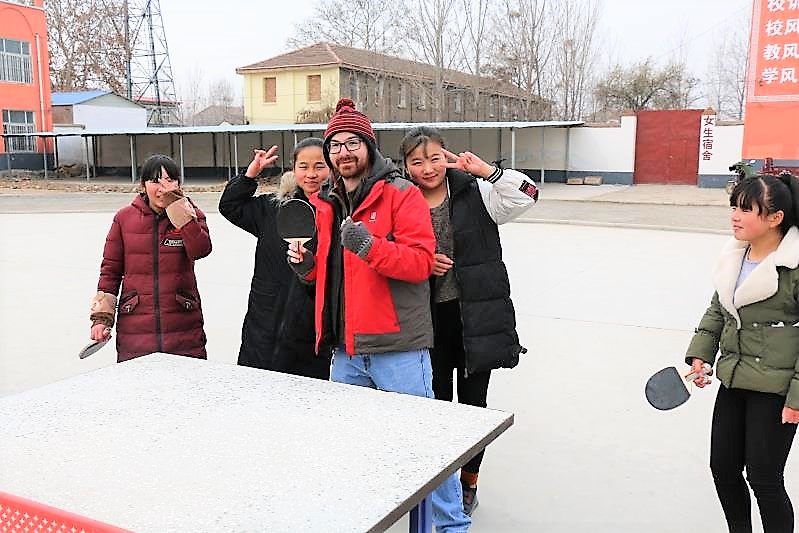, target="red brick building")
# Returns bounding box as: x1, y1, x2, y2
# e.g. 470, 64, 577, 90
0, 0, 52, 170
